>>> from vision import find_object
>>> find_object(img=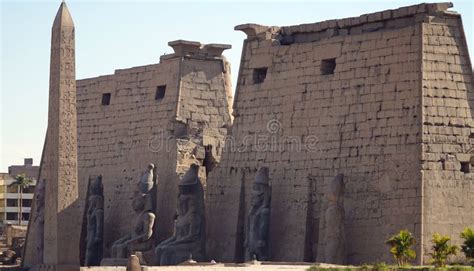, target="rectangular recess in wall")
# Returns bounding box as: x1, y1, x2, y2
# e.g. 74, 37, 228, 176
460, 162, 470, 174
321, 58, 336, 75
101, 93, 111, 105
253, 68, 268, 84
155, 85, 166, 100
